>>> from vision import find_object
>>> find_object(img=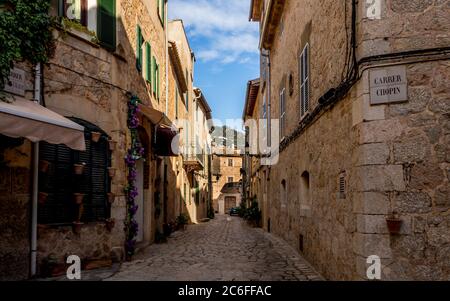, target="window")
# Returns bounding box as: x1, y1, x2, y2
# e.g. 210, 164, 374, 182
38, 118, 111, 225
228, 177, 234, 183
59, 1, 116, 49
62, 0, 87, 26
228, 159, 233, 167
339, 171, 346, 199
136, 25, 143, 71
145, 42, 151, 82
300, 171, 310, 217
299, 43, 310, 118
155, 63, 160, 100
280, 88, 286, 140
185, 92, 189, 111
